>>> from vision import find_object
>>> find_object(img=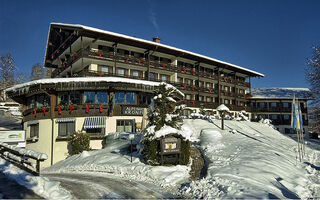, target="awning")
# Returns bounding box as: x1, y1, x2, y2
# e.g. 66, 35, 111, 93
56, 118, 75, 123
27, 120, 39, 126
83, 117, 106, 129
